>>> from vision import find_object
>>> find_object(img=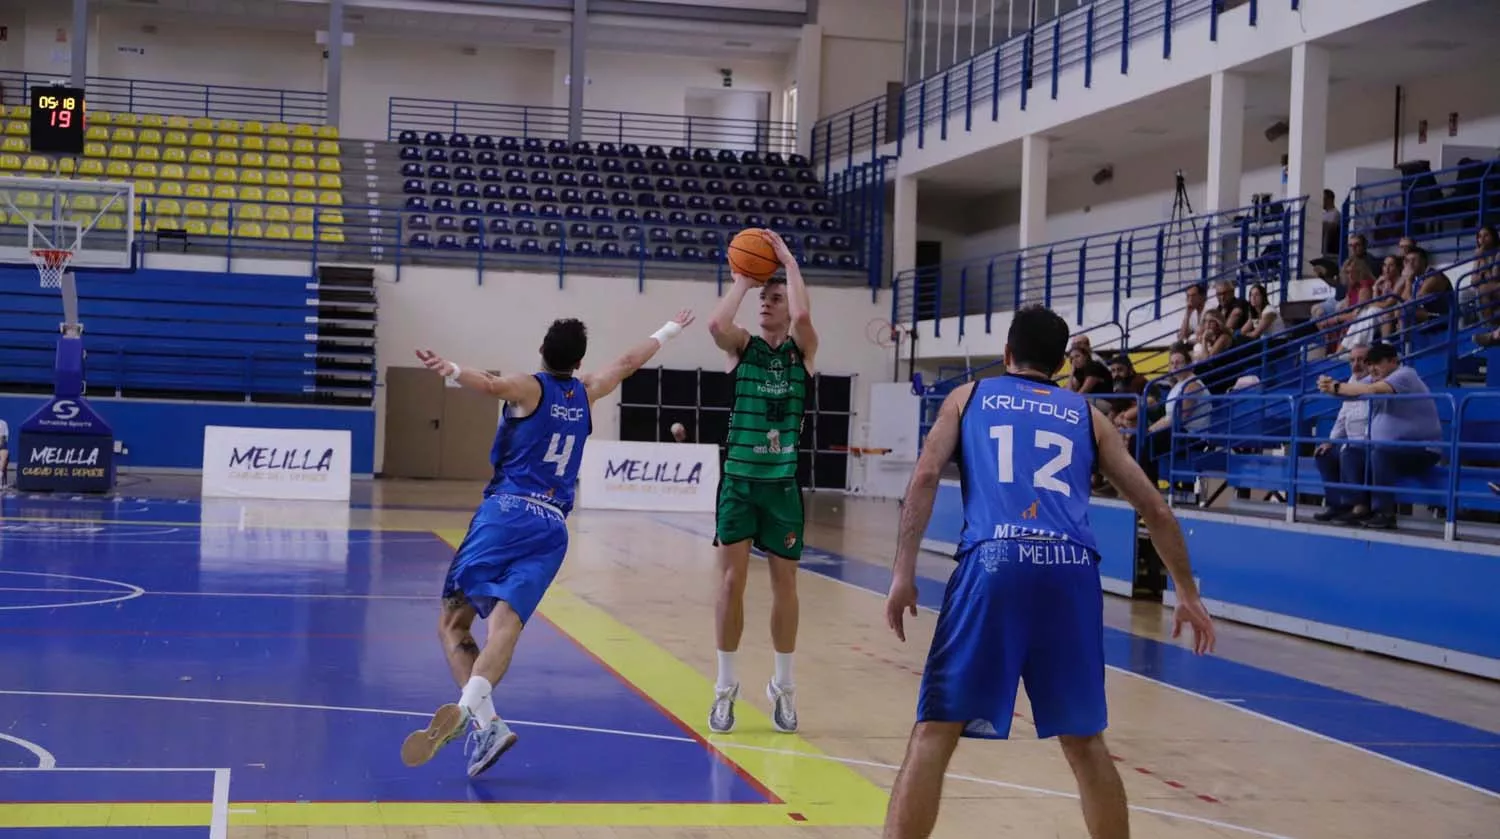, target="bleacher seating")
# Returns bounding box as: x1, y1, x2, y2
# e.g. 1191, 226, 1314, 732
391, 131, 861, 271
0, 105, 346, 245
